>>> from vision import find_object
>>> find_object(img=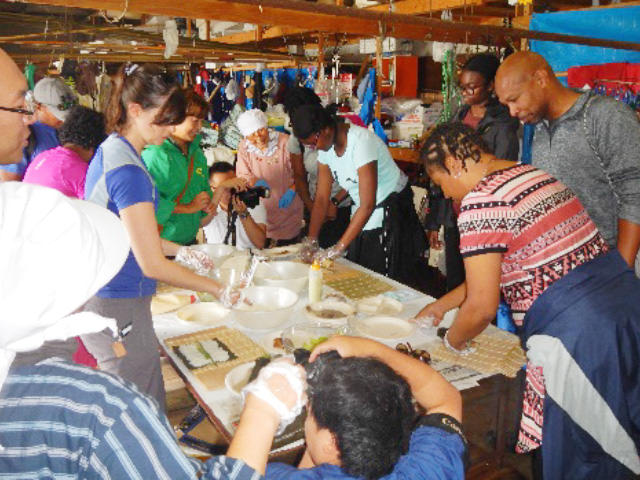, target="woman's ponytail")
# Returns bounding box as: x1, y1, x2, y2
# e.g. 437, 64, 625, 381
105, 65, 127, 133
